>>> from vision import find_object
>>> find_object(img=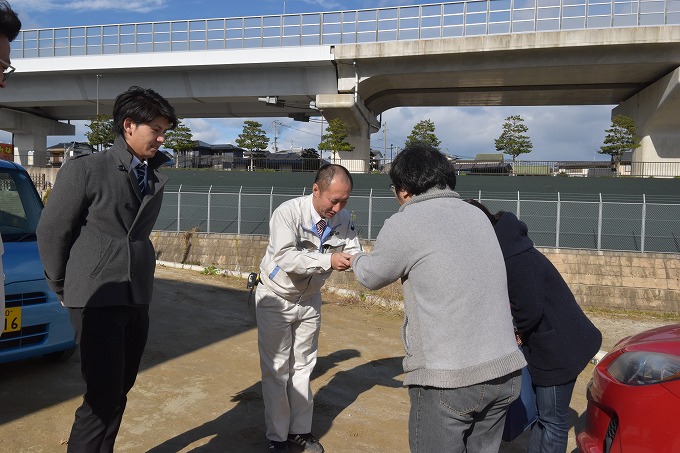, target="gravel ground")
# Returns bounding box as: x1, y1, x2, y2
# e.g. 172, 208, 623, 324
0, 266, 676, 453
